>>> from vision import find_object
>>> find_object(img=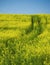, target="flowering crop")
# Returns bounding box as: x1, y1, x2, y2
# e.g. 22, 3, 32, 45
0, 14, 50, 65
